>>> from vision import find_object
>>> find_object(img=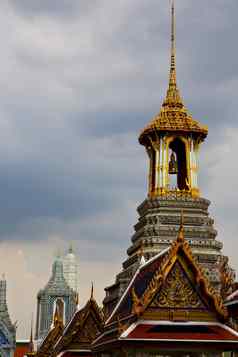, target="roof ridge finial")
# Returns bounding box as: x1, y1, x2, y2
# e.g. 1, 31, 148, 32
29, 314, 34, 352
139, 241, 146, 265
26, 314, 35, 356
90, 282, 94, 300
76, 292, 80, 310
